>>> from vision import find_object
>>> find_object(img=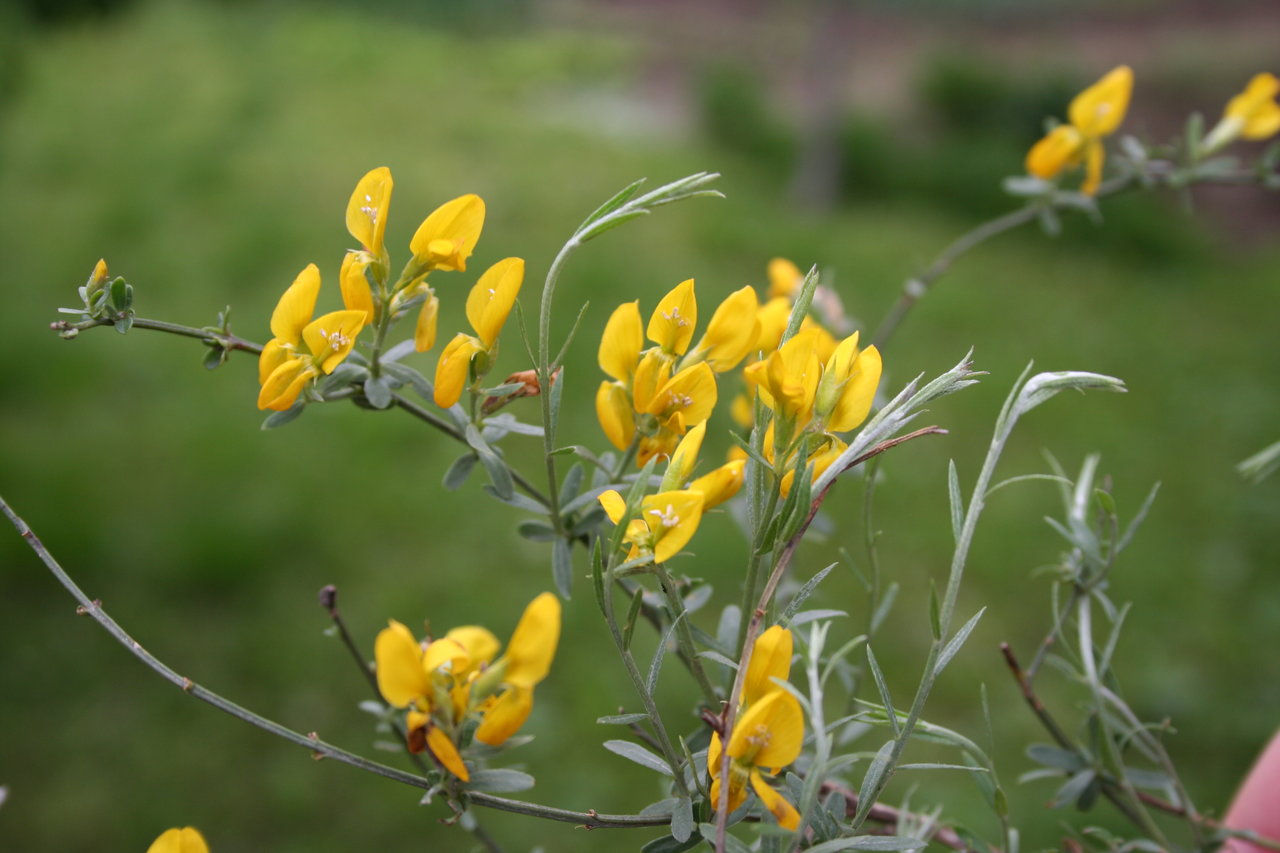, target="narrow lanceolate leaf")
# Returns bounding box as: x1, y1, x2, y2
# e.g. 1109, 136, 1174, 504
804, 836, 926, 852
465, 424, 515, 500
576, 177, 646, 235
261, 403, 306, 430
779, 563, 836, 626
933, 608, 986, 677
856, 740, 895, 819
363, 374, 393, 409
622, 585, 645, 650
596, 712, 650, 726
866, 647, 899, 737
647, 612, 685, 695
464, 768, 536, 793
947, 460, 963, 543
603, 739, 674, 776
552, 537, 573, 600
